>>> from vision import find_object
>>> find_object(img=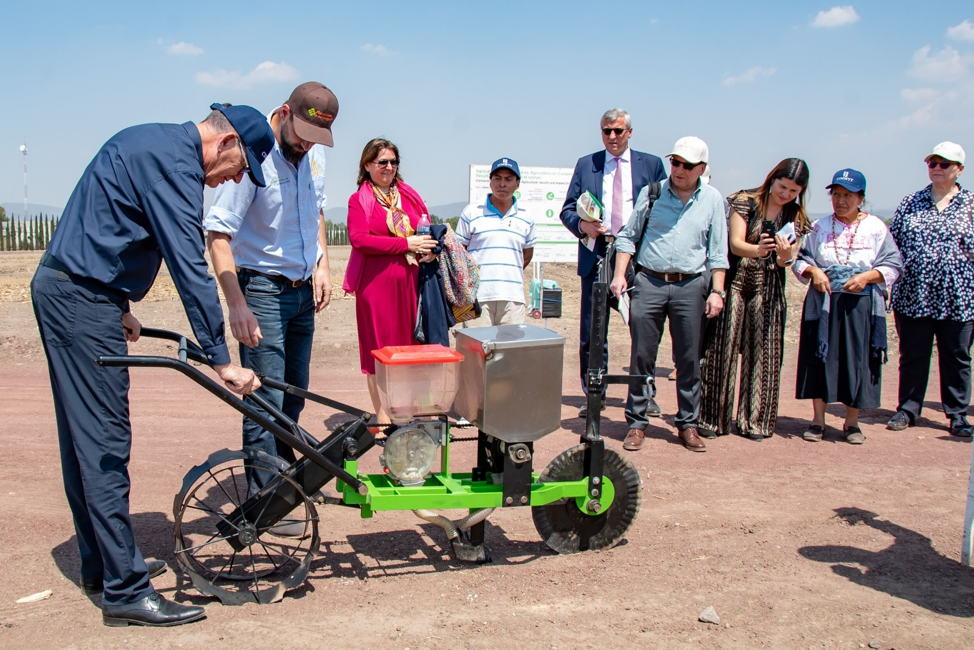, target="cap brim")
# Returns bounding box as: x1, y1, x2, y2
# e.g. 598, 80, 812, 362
246, 148, 267, 187
826, 181, 864, 192
293, 117, 334, 147
490, 165, 520, 179
925, 153, 963, 164
666, 150, 706, 164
